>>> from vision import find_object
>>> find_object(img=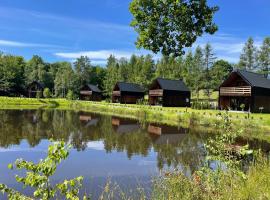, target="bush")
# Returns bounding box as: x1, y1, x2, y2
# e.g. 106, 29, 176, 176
36, 91, 42, 99
66, 90, 74, 100
0, 141, 89, 200
43, 88, 51, 98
